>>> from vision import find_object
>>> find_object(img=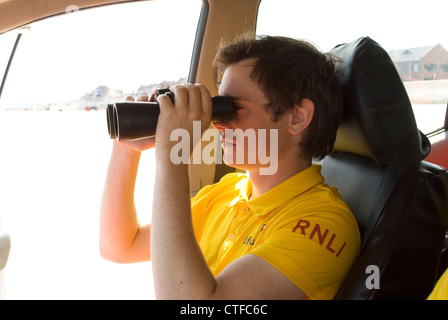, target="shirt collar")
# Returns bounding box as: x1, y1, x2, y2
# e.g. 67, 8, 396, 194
229, 164, 325, 217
